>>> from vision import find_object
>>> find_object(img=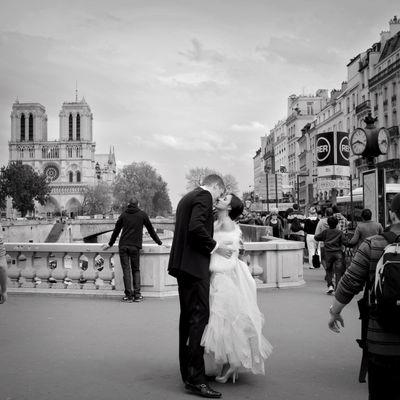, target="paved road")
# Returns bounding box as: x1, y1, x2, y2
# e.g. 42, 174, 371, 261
0, 268, 368, 400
